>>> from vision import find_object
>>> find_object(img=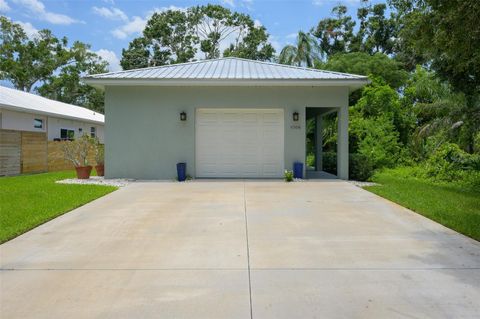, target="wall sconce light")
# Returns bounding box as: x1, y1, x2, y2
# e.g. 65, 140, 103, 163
180, 111, 187, 121
293, 111, 299, 122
